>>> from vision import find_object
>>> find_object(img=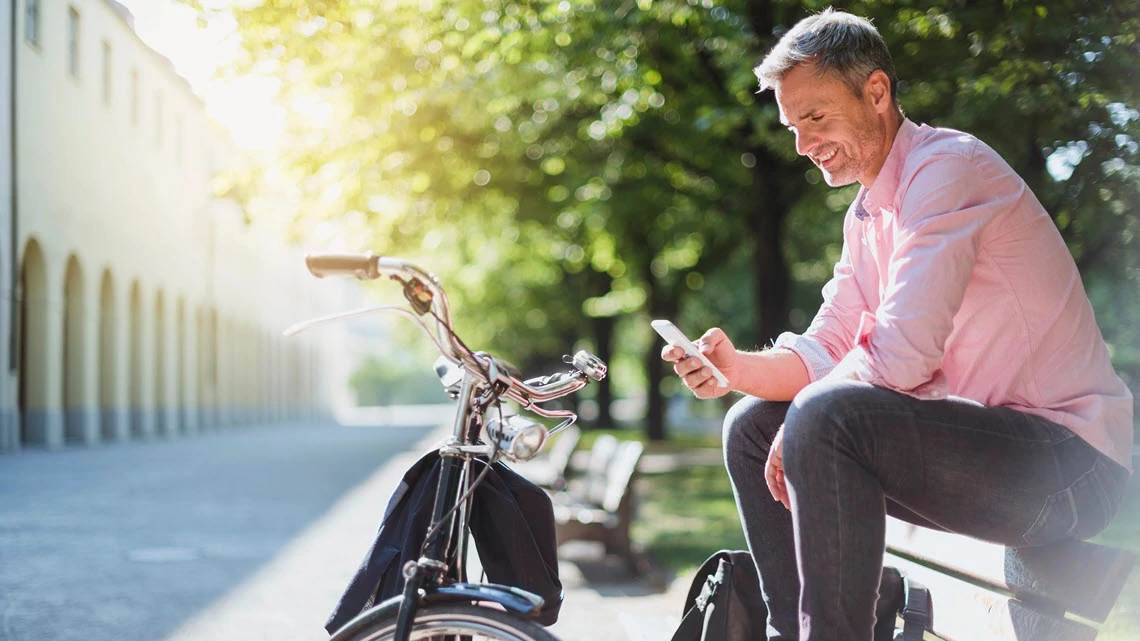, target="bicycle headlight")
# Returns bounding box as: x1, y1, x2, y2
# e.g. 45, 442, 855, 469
487, 415, 548, 461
